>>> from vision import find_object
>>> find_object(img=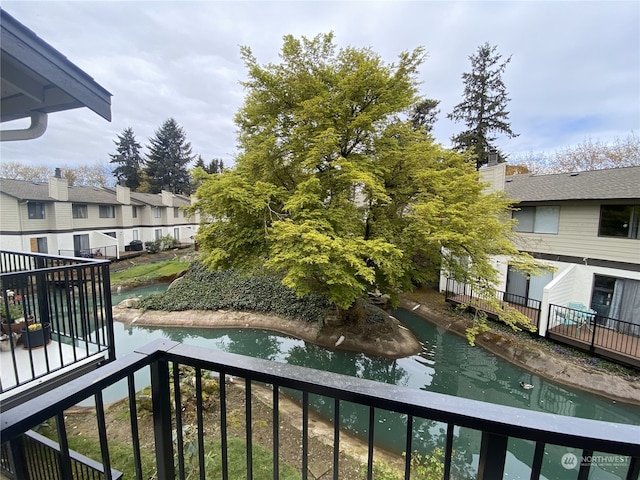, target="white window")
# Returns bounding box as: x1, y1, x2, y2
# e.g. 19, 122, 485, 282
72, 204, 88, 219
174, 228, 180, 240
174, 207, 179, 218
132, 206, 138, 218
155, 229, 162, 240
513, 206, 559, 234
133, 230, 139, 241
154, 207, 161, 219
99, 205, 115, 218
28, 202, 45, 219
